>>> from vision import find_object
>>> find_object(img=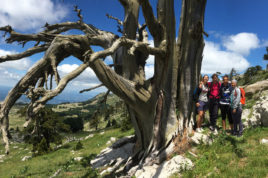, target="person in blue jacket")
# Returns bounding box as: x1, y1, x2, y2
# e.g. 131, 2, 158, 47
219, 75, 233, 131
